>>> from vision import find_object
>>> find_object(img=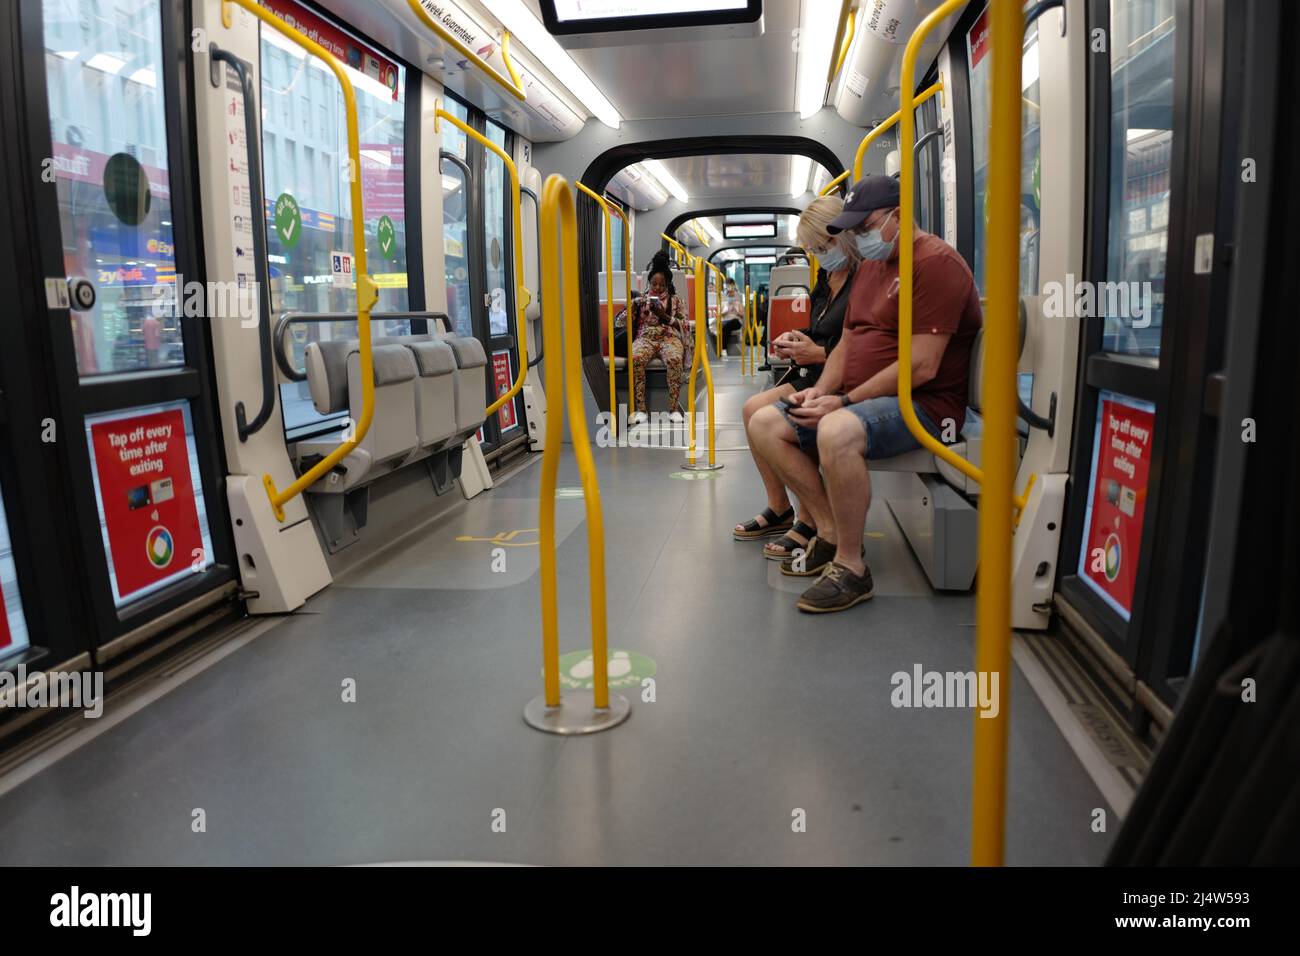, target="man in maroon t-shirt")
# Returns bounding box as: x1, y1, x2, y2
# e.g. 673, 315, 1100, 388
750, 175, 982, 613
